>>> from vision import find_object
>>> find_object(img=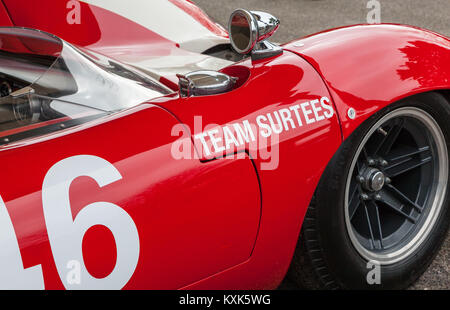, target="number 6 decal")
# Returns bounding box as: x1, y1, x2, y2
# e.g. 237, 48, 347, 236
42, 155, 140, 290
